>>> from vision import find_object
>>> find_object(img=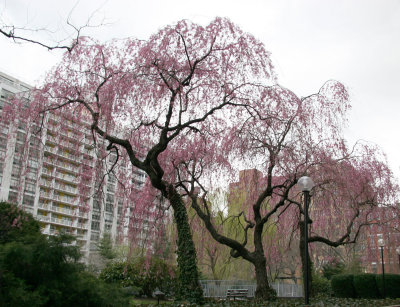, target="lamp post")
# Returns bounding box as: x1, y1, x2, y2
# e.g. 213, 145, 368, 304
396, 247, 400, 272
377, 238, 385, 298
297, 176, 314, 306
